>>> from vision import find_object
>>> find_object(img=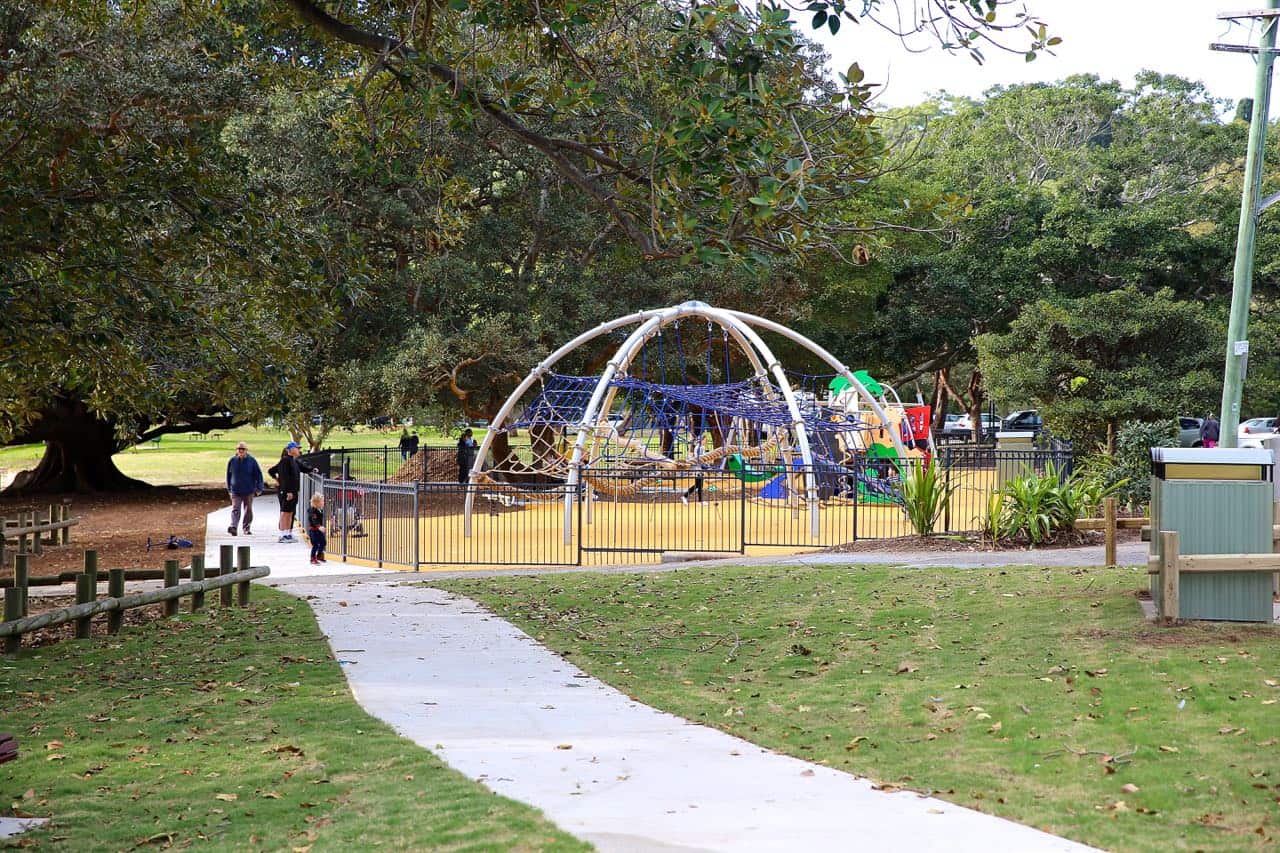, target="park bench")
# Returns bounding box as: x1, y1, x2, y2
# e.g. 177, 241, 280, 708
0, 732, 16, 765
